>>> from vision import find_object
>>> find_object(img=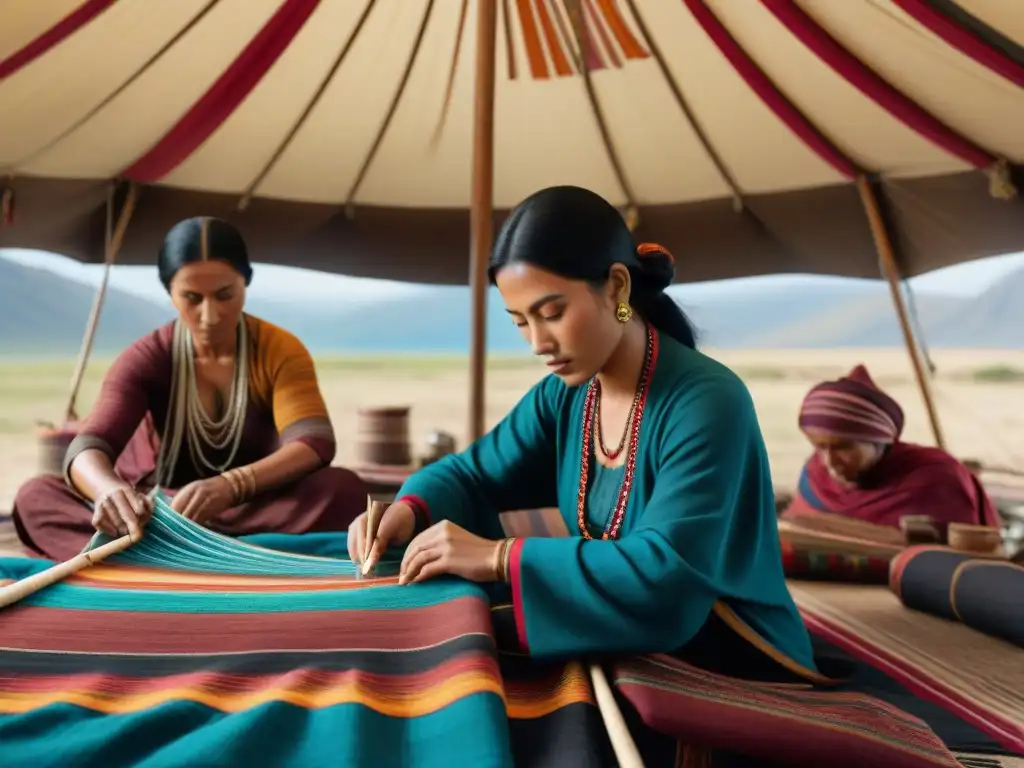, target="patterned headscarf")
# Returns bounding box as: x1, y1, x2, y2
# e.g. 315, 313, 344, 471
798, 364, 904, 444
